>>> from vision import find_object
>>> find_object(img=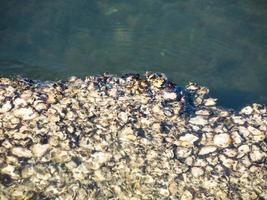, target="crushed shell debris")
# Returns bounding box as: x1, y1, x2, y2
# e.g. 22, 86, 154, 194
0, 72, 266, 200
